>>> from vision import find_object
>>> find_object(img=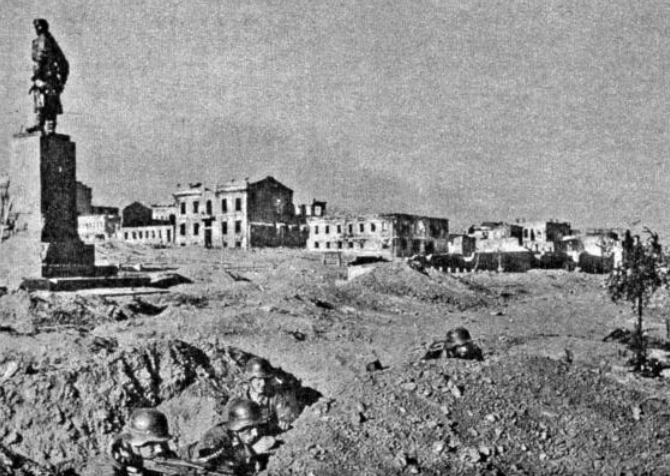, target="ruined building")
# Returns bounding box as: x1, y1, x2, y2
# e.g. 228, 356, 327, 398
173, 176, 314, 249
306, 213, 449, 259
118, 201, 174, 245
75, 181, 121, 243
467, 221, 524, 252
520, 220, 572, 253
